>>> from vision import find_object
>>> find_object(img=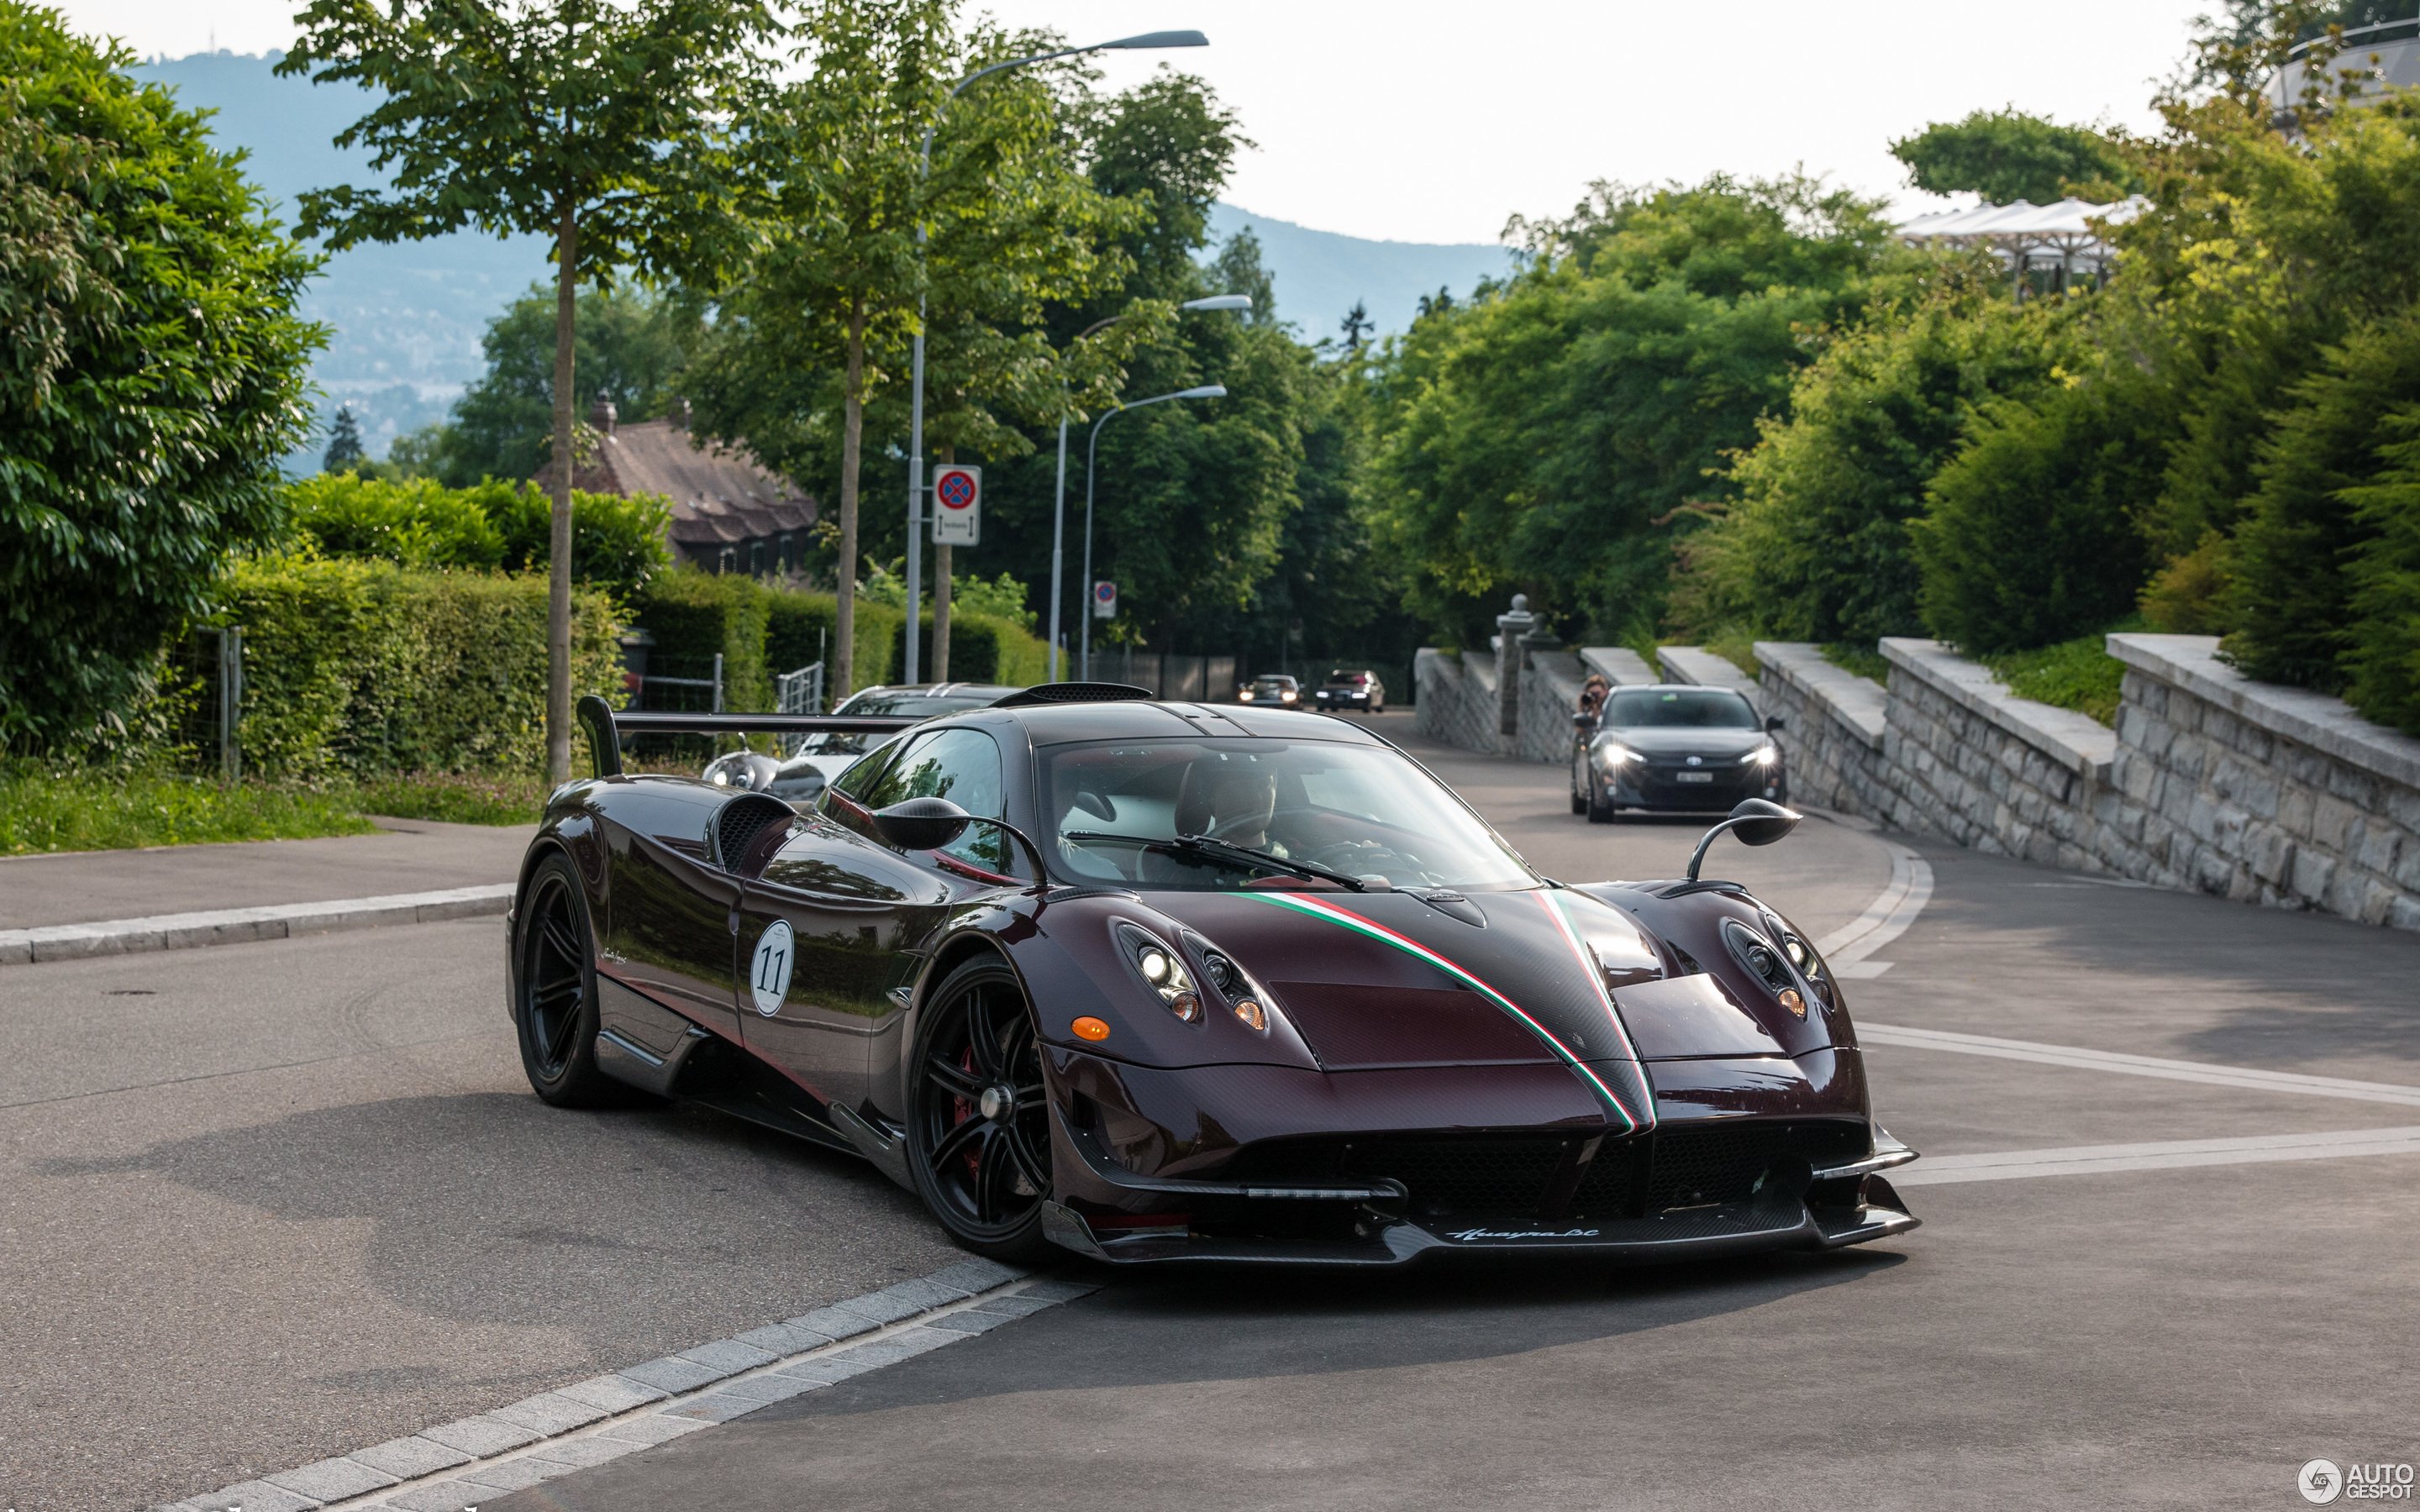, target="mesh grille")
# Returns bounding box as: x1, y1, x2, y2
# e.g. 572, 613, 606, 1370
1647, 1121, 1866, 1210
713, 795, 793, 869
1339, 1137, 1570, 1217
